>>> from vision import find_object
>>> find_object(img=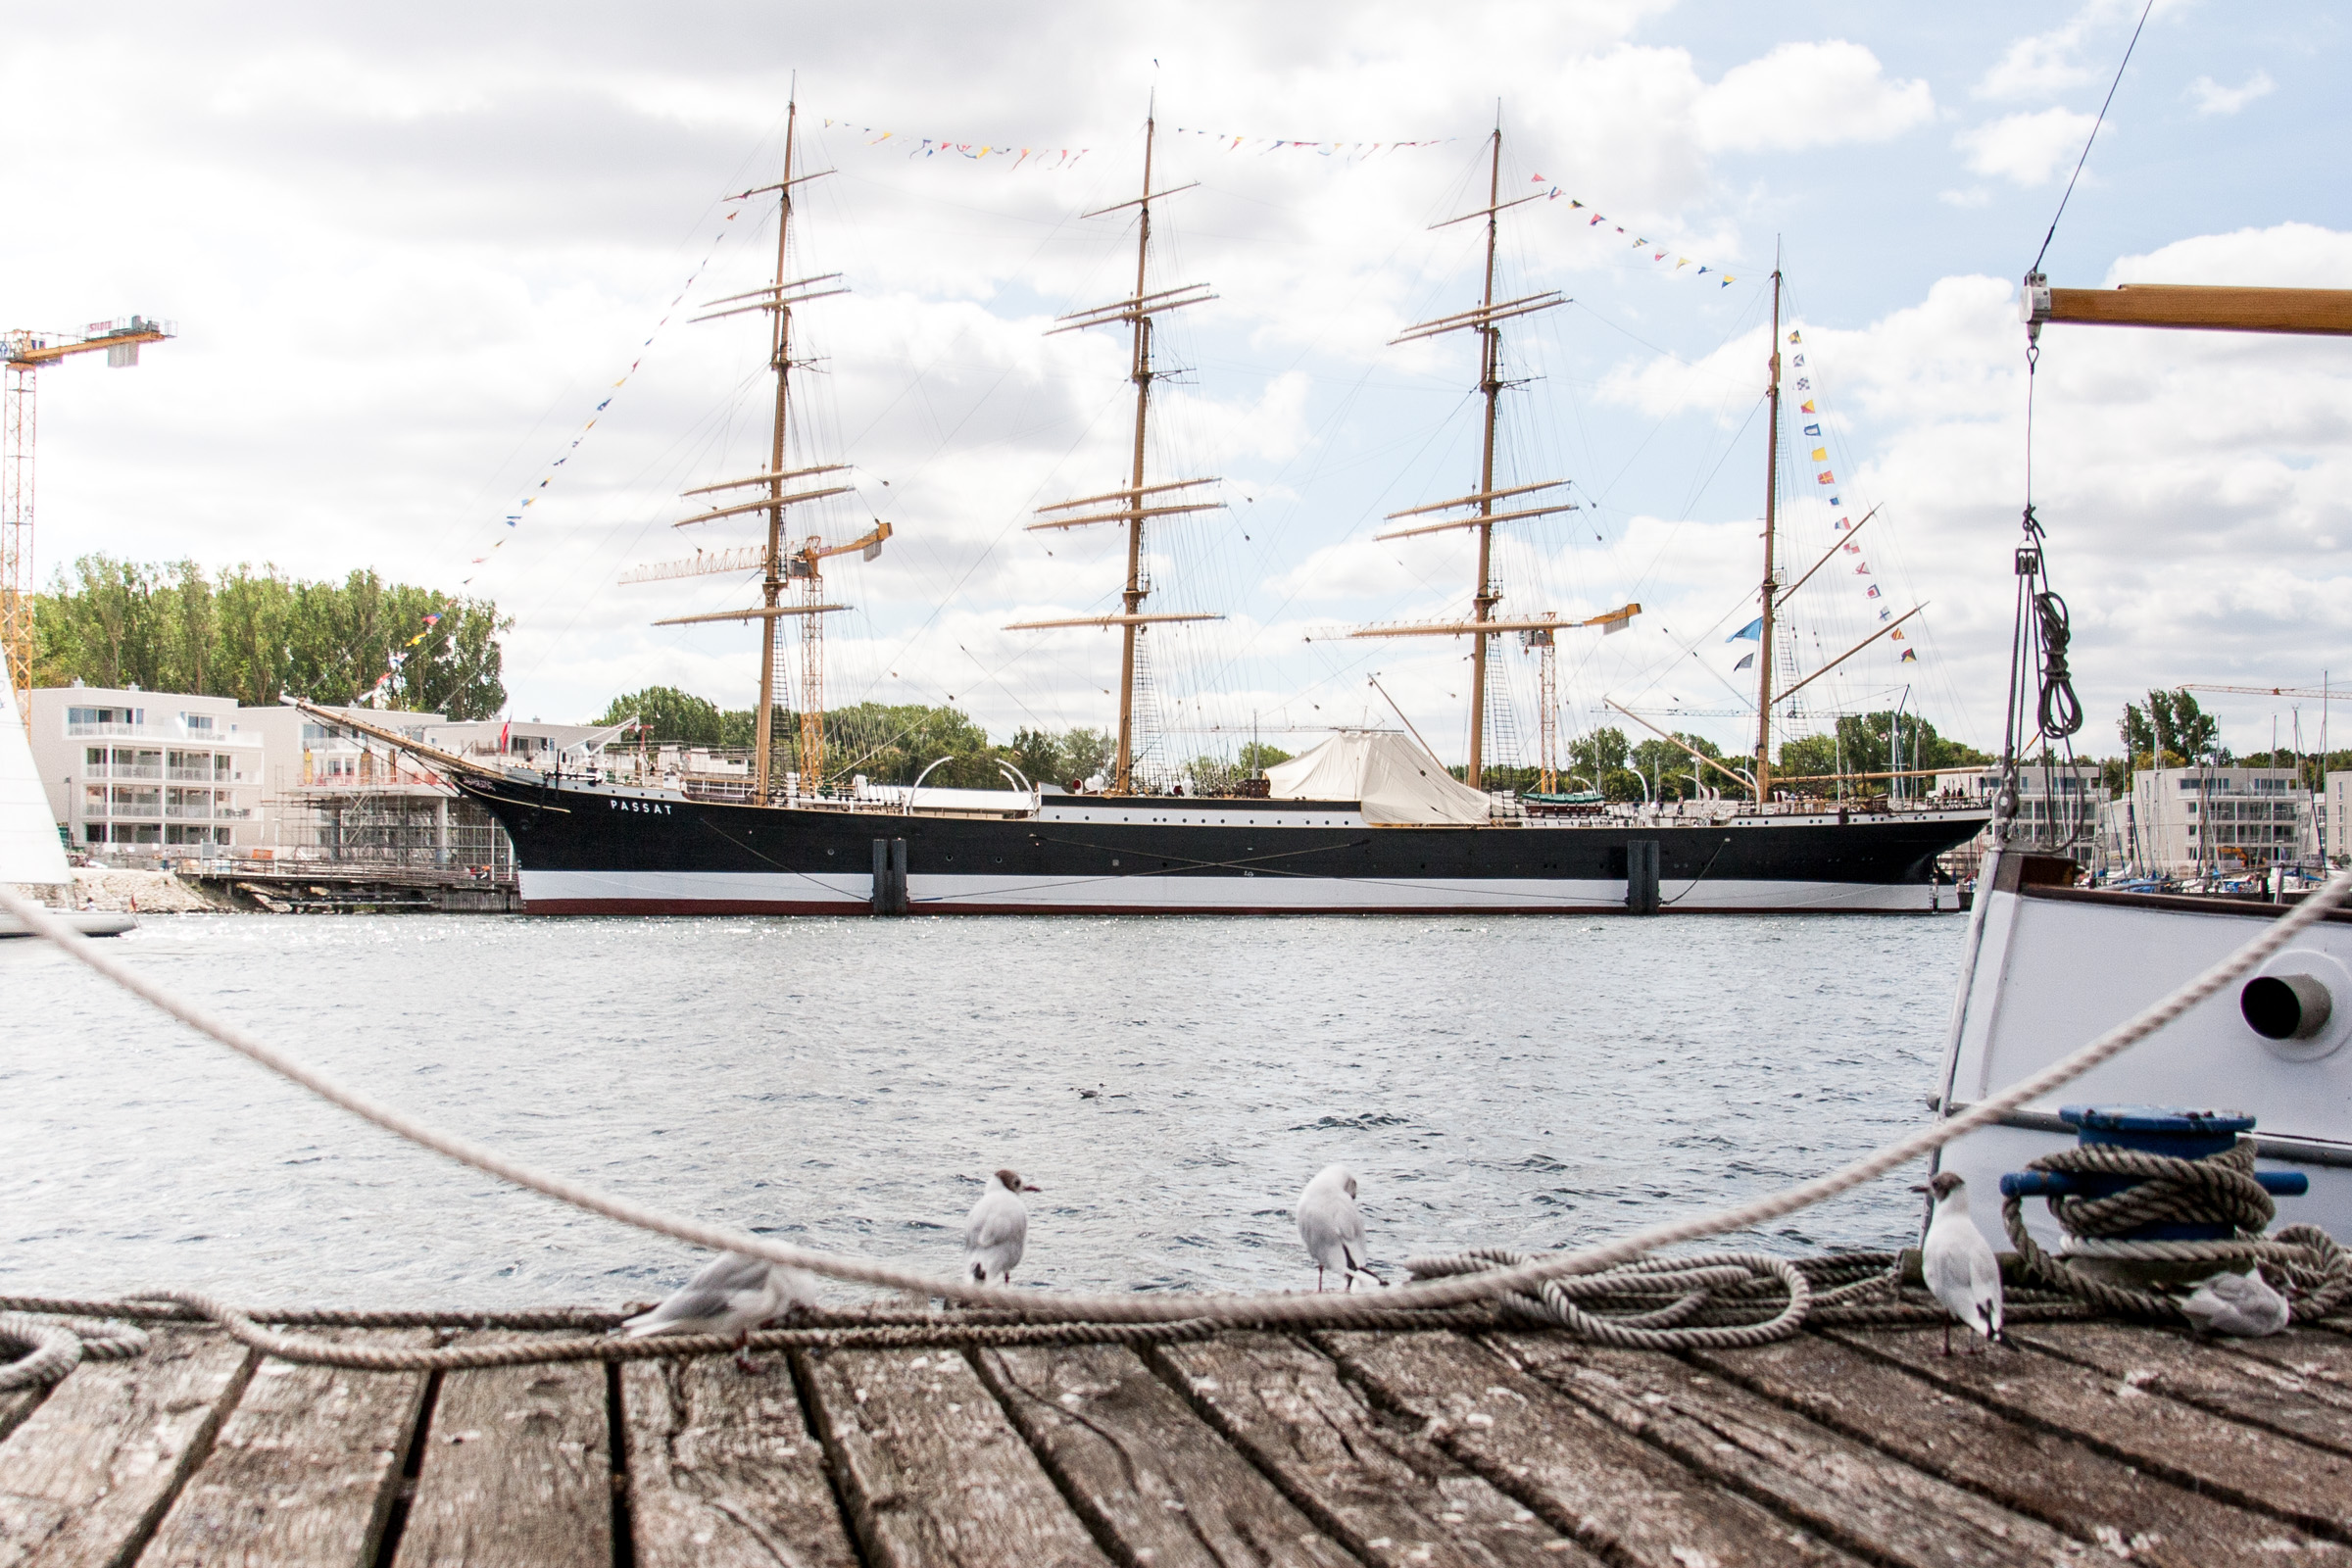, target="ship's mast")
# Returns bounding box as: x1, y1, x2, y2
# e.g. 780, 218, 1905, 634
623, 91, 884, 803
1114, 108, 1159, 793
1466, 125, 1505, 789
1348, 116, 1637, 788
1752, 259, 1785, 803
753, 100, 801, 803
1008, 97, 1222, 794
